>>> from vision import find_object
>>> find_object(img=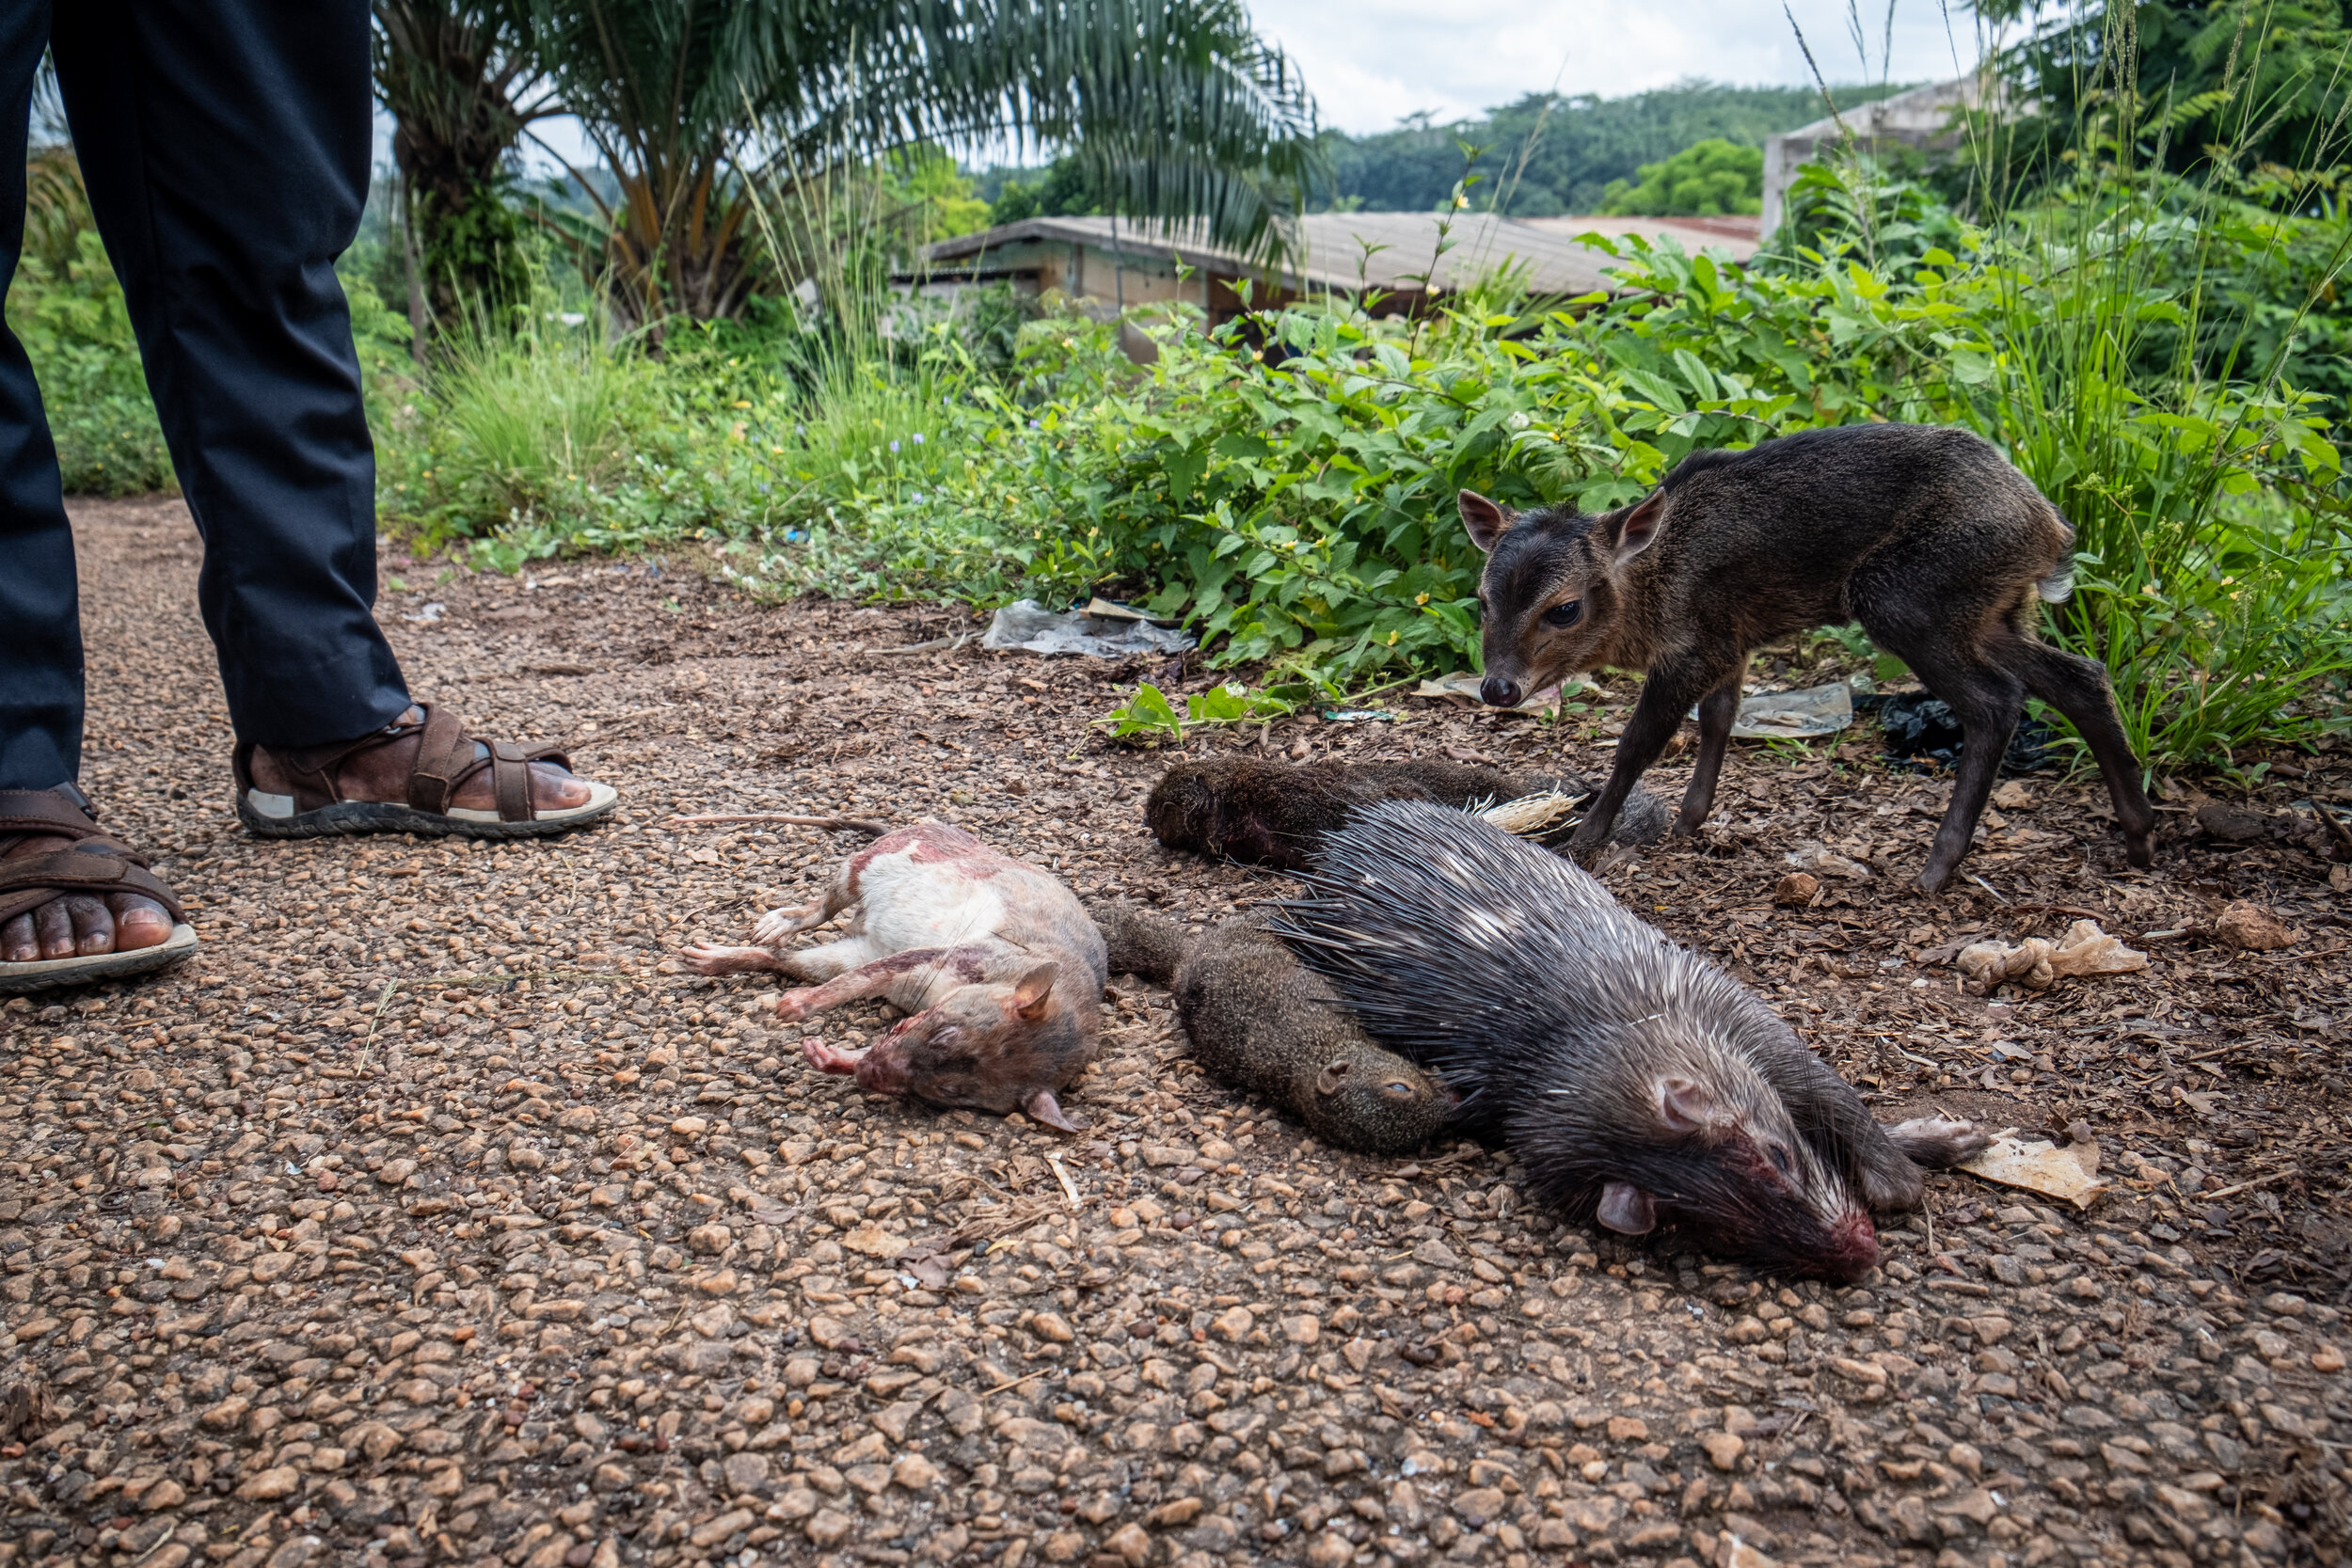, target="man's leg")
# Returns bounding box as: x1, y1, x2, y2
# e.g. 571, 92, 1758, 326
53, 0, 409, 746
0, 0, 84, 795
0, 2, 182, 968
49, 0, 598, 834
